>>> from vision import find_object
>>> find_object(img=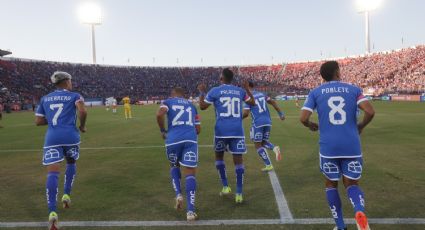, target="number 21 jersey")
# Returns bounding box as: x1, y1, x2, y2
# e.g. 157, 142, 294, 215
302, 81, 368, 158
160, 97, 200, 145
